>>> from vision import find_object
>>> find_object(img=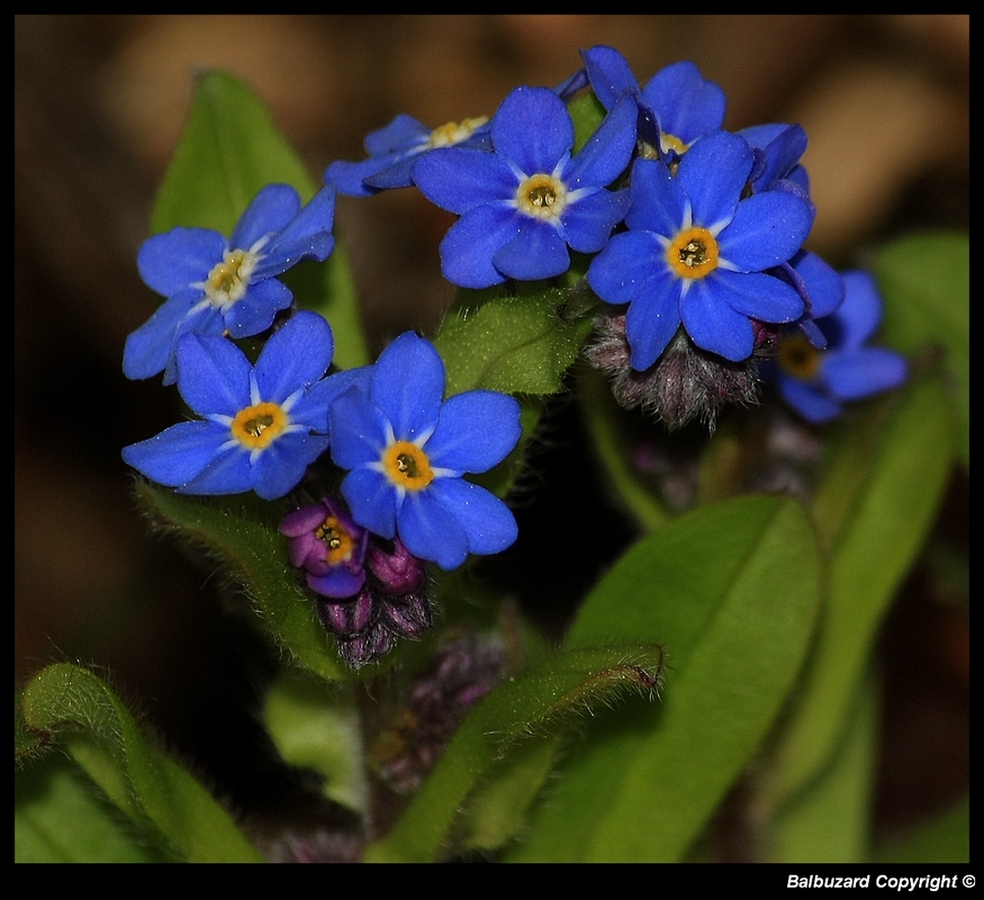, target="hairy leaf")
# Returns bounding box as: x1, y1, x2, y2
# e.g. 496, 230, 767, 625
17, 664, 262, 862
